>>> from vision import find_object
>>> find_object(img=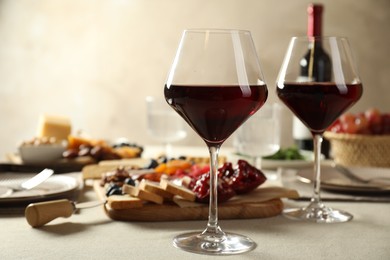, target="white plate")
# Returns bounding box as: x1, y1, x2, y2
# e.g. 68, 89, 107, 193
297, 166, 390, 194
0, 173, 80, 203
228, 150, 315, 170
